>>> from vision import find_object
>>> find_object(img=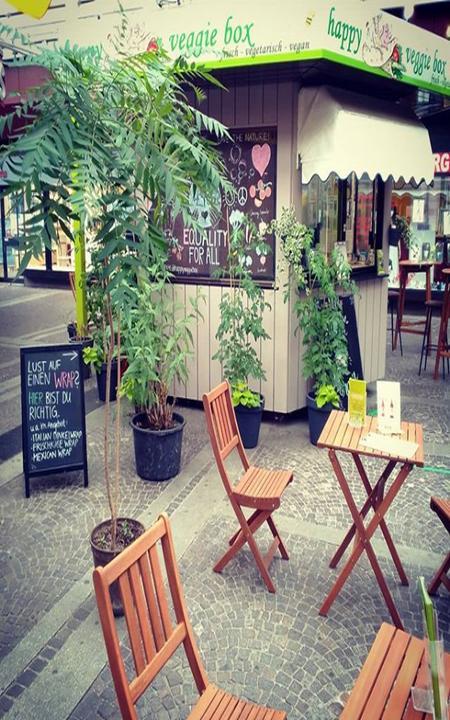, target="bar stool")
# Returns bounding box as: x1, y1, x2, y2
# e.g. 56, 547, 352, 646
393, 260, 435, 351
418, 299, 448, 376
434, 267, 450, 380
388, 289, 403, 355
